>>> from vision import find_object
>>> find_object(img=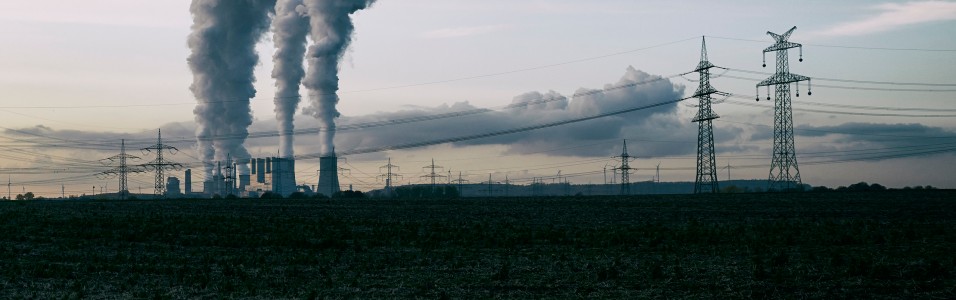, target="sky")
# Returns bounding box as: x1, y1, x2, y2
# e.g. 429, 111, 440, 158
0, 0, 954, 197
